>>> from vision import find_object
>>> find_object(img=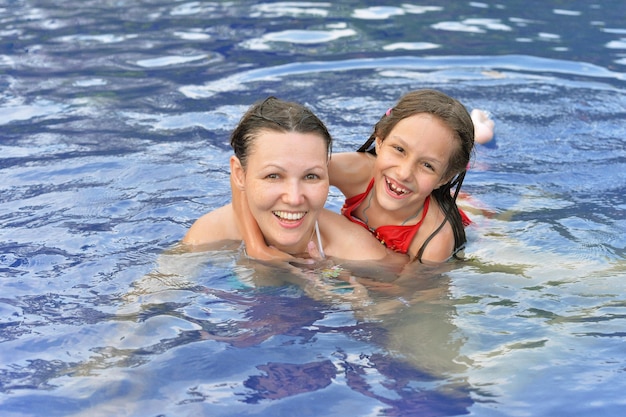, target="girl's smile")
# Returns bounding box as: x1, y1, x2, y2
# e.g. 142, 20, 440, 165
384, 175, 413, 198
